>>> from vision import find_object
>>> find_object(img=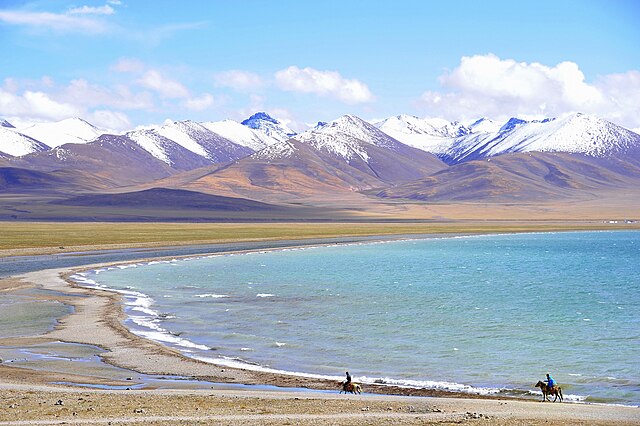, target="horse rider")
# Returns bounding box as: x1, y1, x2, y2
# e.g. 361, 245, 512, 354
345, 371, 352, 385
545, 373, 556, 389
